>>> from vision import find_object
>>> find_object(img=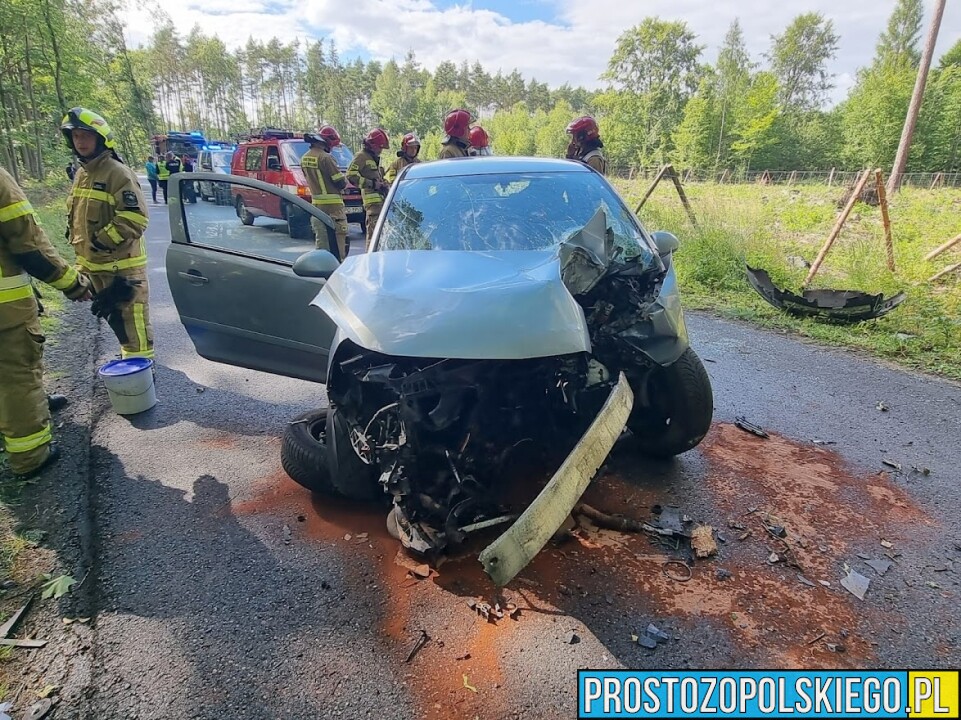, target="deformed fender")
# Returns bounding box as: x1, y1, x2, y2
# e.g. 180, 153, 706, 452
478, 371, 634, 586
